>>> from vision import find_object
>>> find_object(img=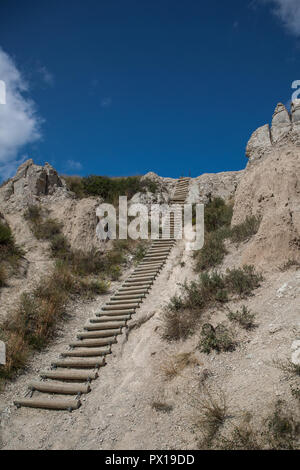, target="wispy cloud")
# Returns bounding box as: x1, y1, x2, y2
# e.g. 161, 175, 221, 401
0, 47, 42, 180
101, 97, 112, 108
66, 159, 82, 171
258, 0, 300, 37
37, 65, 54, 86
